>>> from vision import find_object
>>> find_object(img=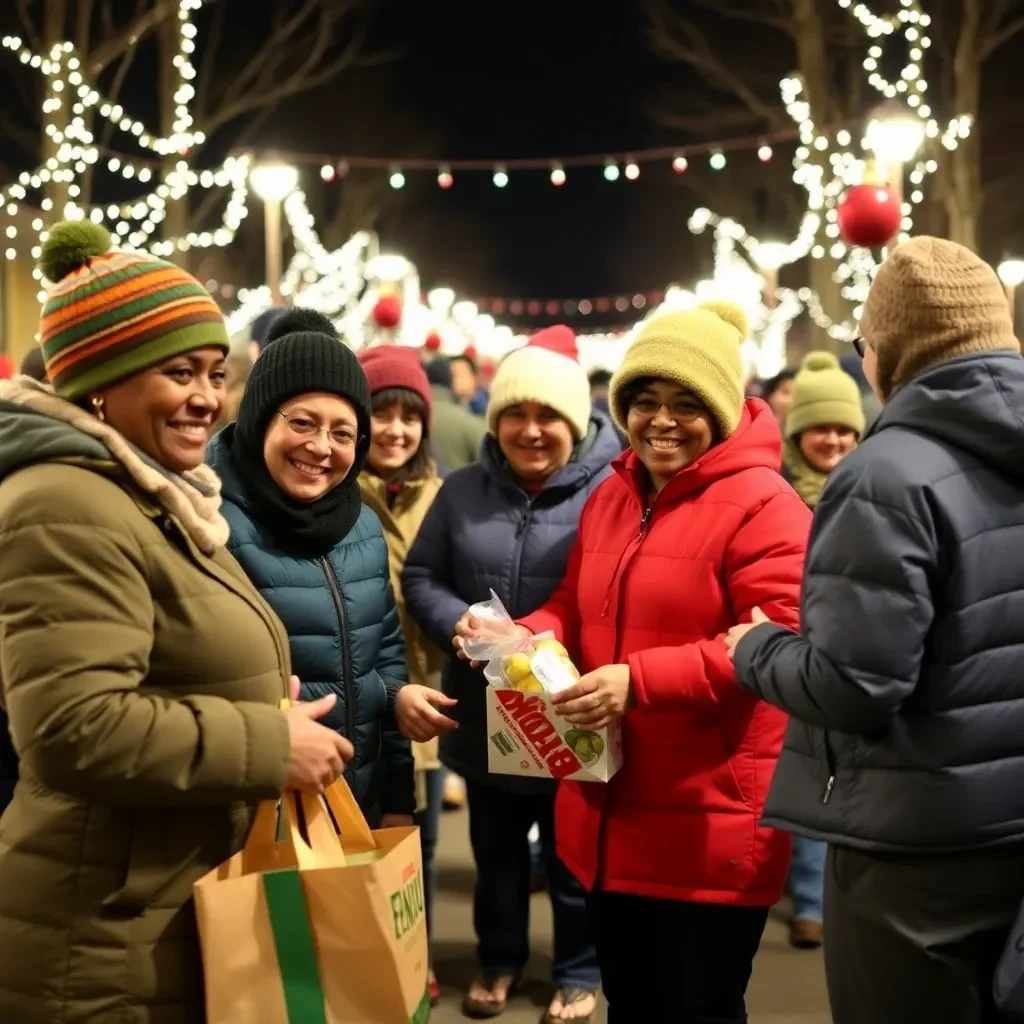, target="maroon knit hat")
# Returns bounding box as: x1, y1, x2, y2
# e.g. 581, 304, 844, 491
528, 324, 579, 362
357, 345, 433, 424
